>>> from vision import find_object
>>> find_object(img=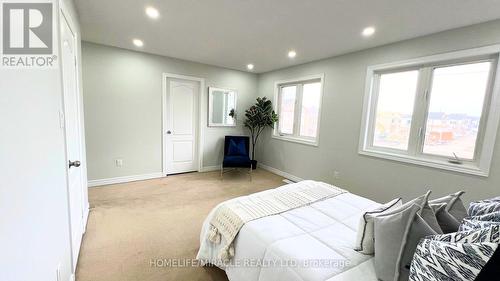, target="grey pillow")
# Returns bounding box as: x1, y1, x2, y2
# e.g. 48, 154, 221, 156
429, 191, 467, 221
355, 197, 403, 254
433, 203, 461, 233
396, 212, 437, 281
374, 200, 437, 281
419, 191, 443, 234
